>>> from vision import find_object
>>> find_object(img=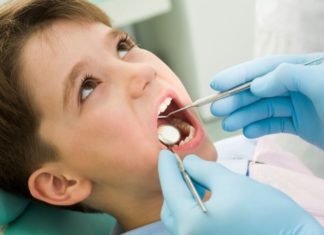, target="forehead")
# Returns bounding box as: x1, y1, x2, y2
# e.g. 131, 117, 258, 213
21, 20, 112, 72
